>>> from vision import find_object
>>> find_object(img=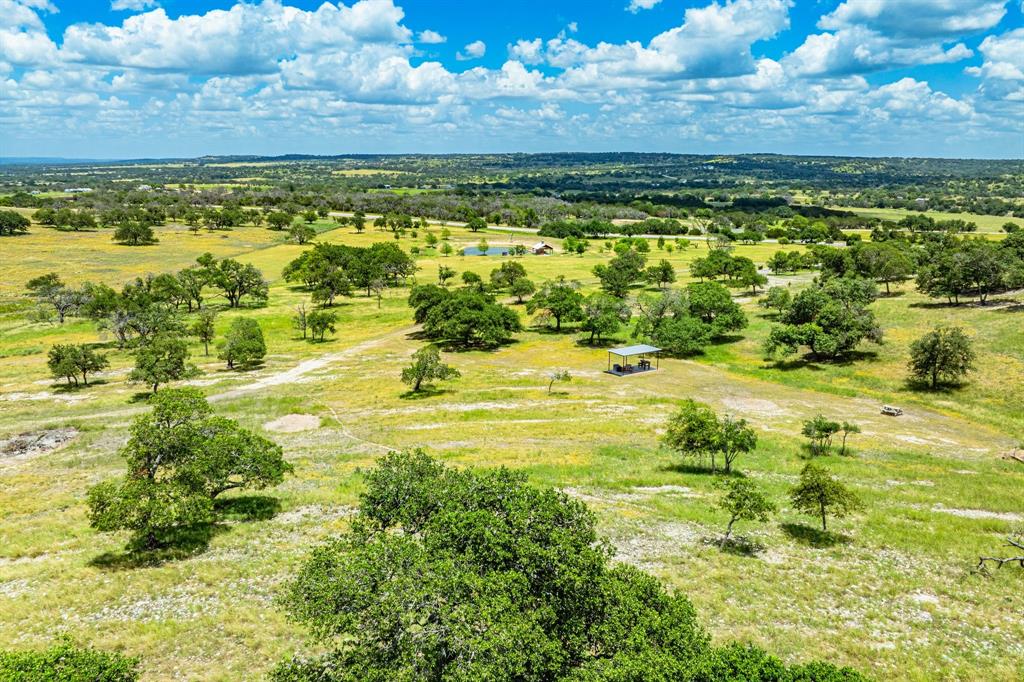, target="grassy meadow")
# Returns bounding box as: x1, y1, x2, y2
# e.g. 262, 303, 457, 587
830, 206, 1017, 234
1, 218, 1022, 680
